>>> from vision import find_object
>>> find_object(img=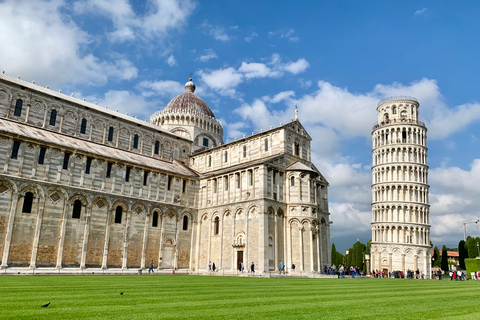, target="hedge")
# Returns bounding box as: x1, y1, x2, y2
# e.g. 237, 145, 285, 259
464, 258, 480, 279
